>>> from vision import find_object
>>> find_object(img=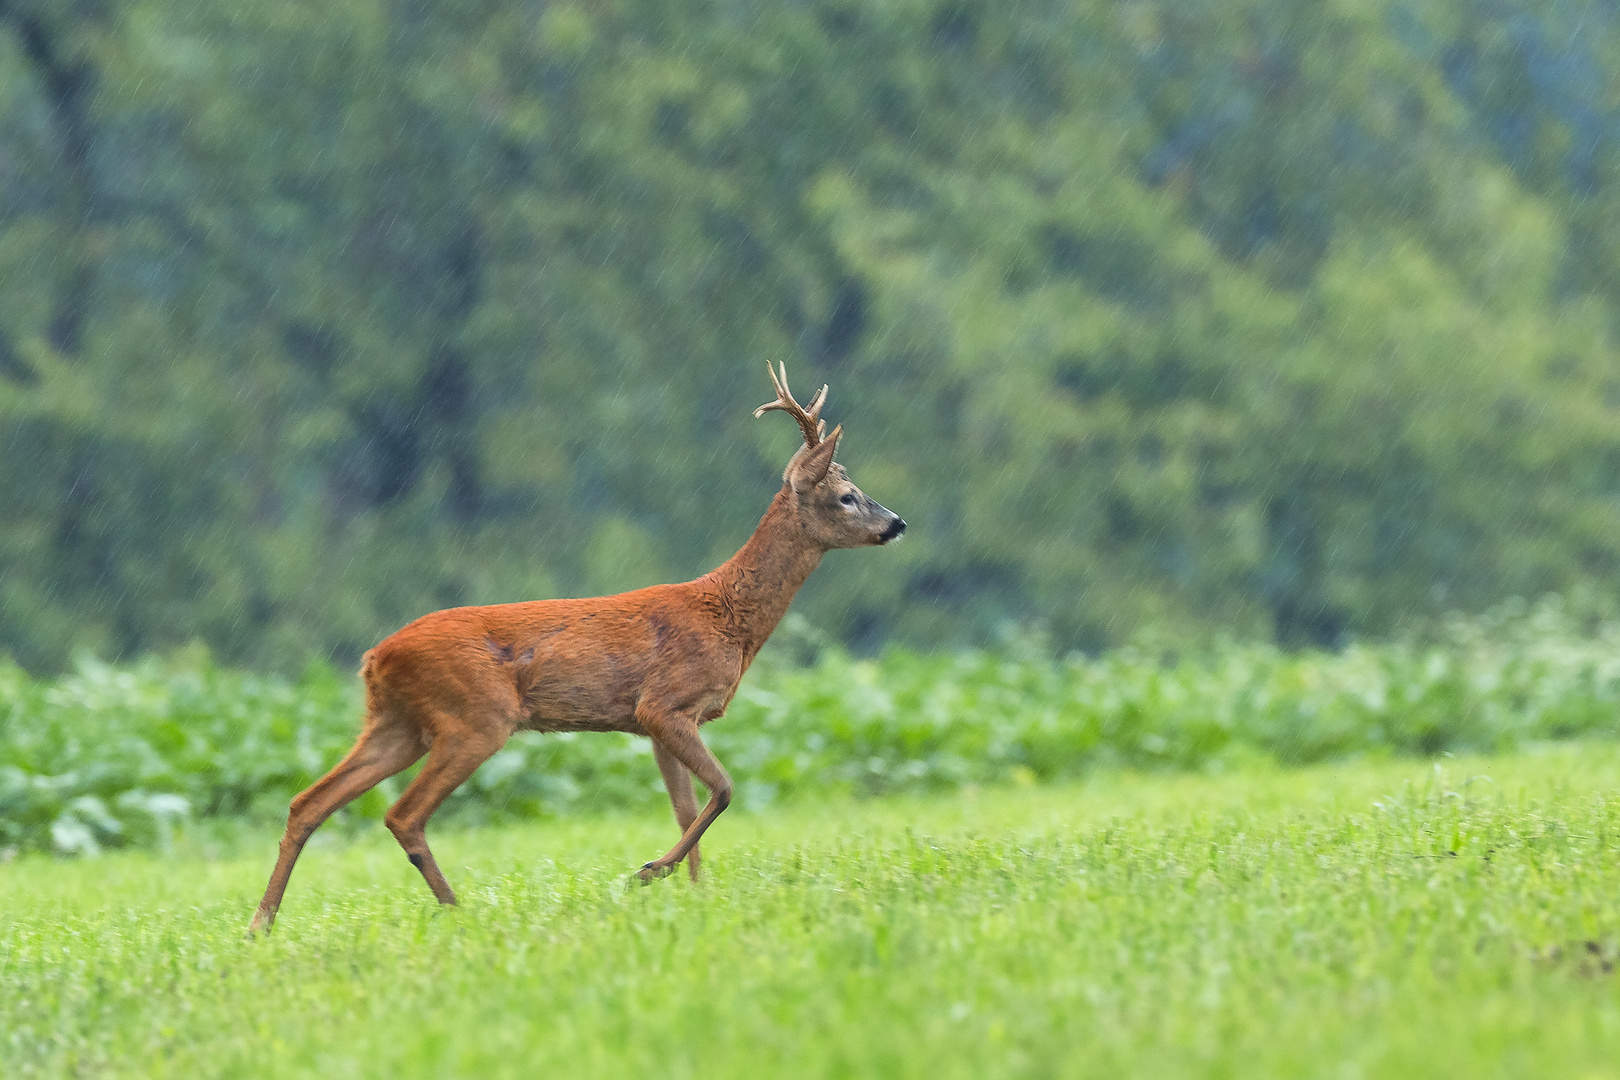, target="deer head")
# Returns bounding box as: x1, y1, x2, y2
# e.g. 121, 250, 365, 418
755, 362, 905, 550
